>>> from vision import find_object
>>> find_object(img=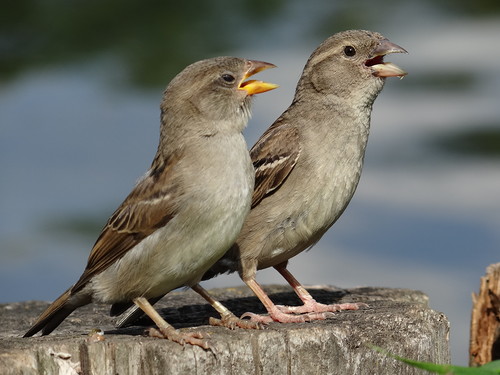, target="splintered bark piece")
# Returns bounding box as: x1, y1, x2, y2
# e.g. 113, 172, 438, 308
470, 263, 500, 366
